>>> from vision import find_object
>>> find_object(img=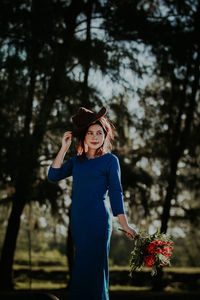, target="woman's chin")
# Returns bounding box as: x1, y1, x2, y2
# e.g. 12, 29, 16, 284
89, 146, 99, 150
88, 144, 101, 150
